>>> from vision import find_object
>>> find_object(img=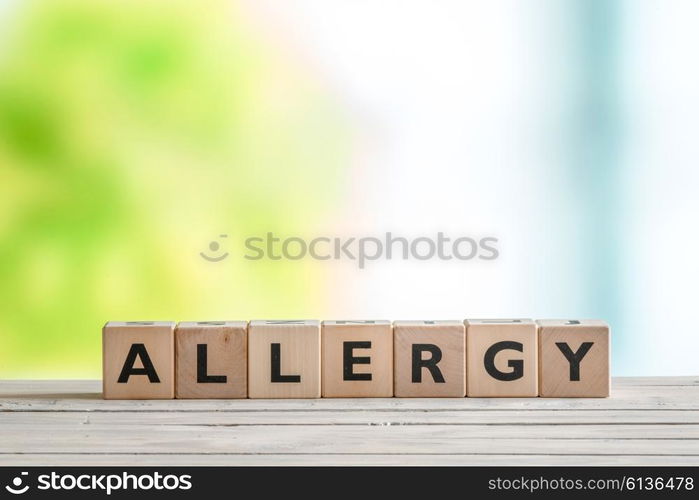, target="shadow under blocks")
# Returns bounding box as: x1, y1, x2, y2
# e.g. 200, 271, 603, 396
102, 319, 610, 399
